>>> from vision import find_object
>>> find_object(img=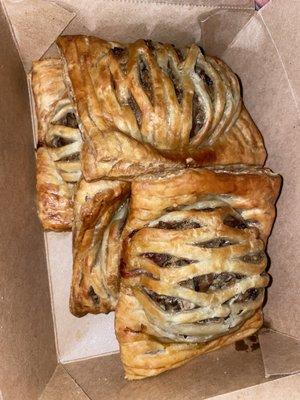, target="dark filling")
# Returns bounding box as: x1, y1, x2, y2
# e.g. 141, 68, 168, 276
111, 47, 128, 74
128, 96, 142, 127
223, 215, 248, 230
122, 269, 157, 280
51, 136, 70, 148
180, 273, 214, 292
234, 288, 261, 303
88, 286, 99, 305
195, 65, 213, 86
190, 93, 205, 139
196, 317, 221, 325
145, 39, 155, 52
167, 62, 183, 103
172, 44, 184, 63
110, 72, 117, 91
152, 220, 202, 230
59, 152, 80, 162
138, 58, 153, 103
56, 112, 78, 129
141, 252, 195, 268
180, 272, 245, 292
144, 288, 197, 312
193, 237, 236, 248
241, 252, 264, 264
